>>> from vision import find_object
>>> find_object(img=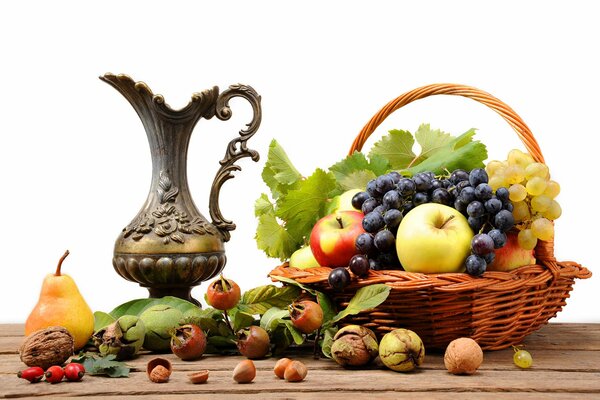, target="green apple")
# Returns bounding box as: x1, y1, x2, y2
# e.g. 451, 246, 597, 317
289, 245, 322, 269
325, 189, 362, 215
396, 203, 473, 273
487, 231, 535, 271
